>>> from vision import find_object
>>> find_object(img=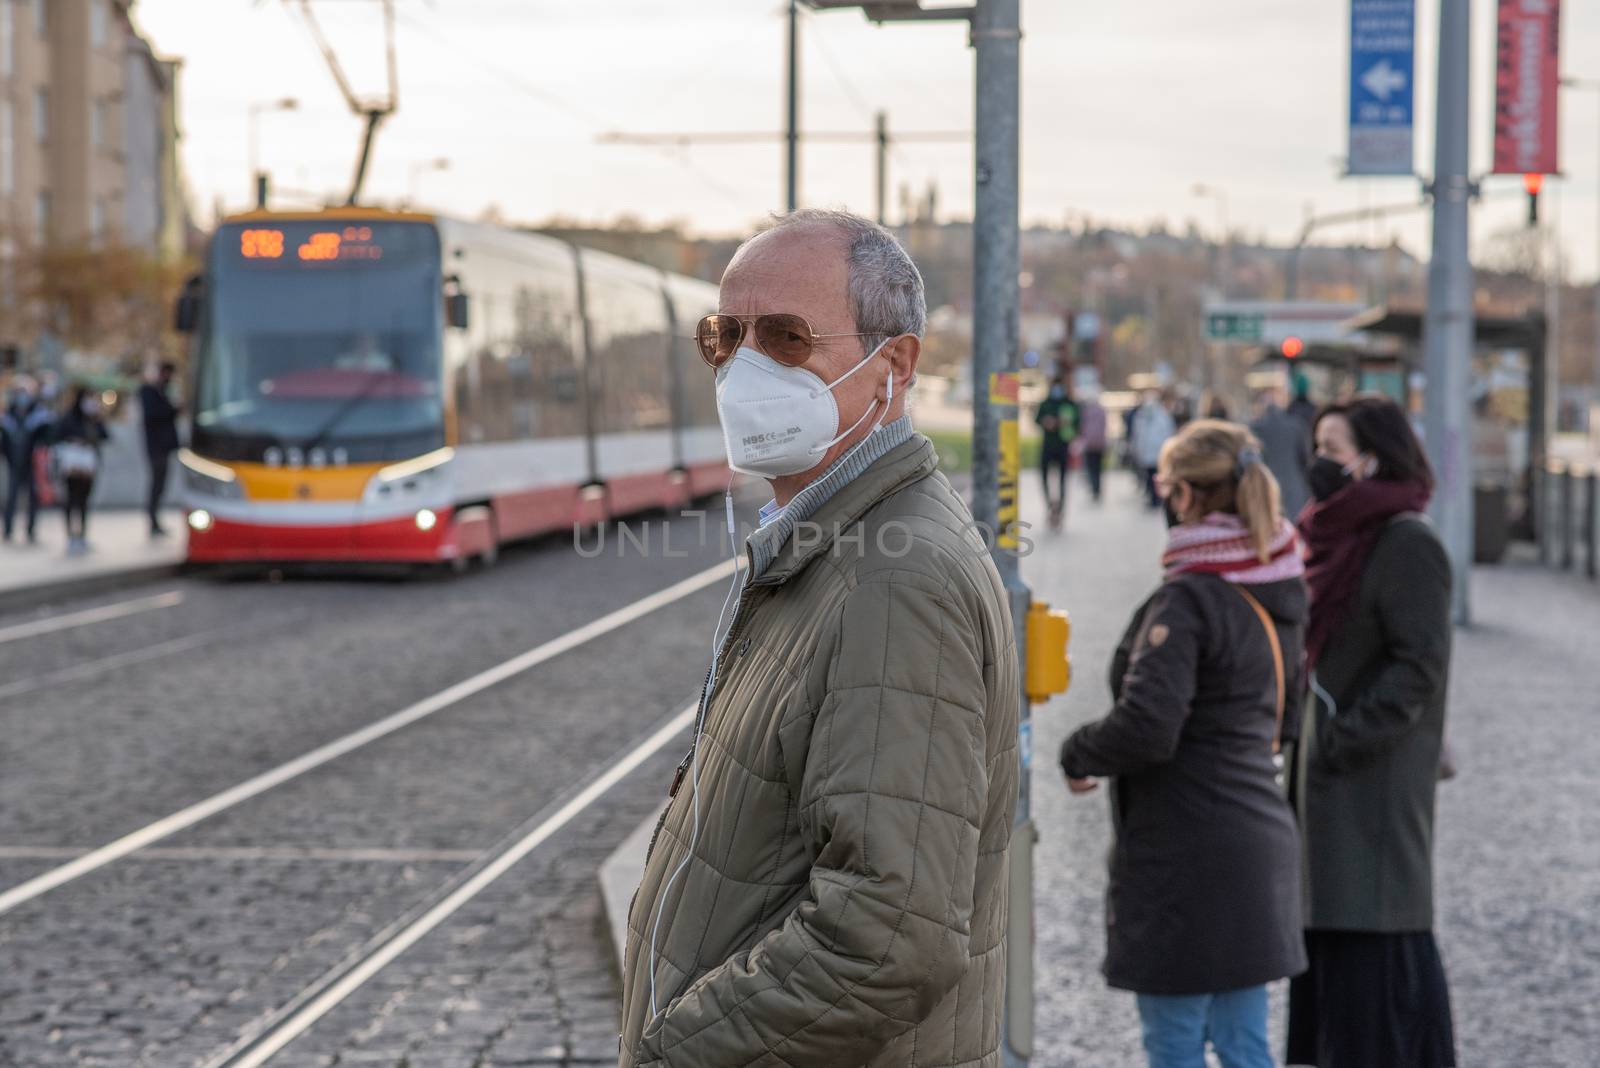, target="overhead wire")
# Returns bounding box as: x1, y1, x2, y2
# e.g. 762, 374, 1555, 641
802, 6, 878, 126
389, 7, 754, 203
